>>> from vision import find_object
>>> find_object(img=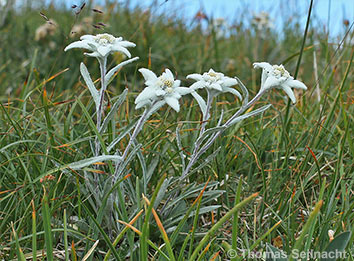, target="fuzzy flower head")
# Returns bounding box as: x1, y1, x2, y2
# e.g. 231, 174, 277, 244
34, 20, 58, 42
135, 68, 191, 112
187, 69, 242, 100
64, 33, 135, 59
253, 62, 307, 103
252, 11, 274, 31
